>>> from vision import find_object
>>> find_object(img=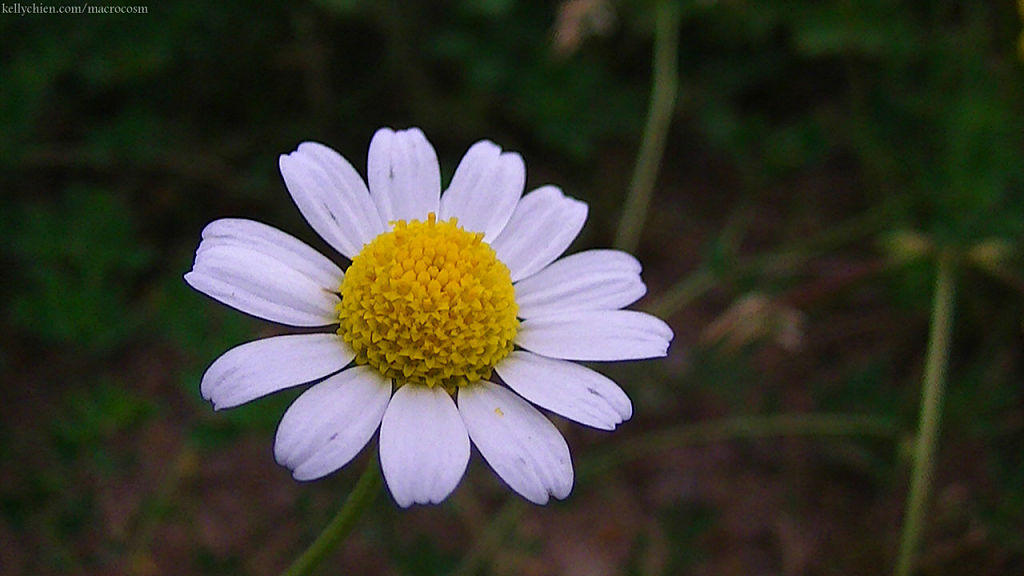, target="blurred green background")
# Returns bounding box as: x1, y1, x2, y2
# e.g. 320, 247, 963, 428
2, 1, 1023, 574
